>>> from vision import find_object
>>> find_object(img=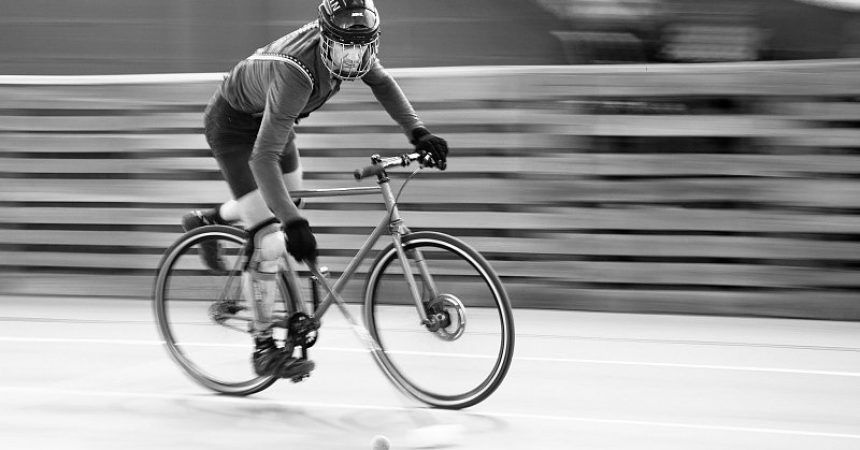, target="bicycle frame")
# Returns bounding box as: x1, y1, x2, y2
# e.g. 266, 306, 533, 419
156, 154, 514, 406
279, 174, 437, 329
